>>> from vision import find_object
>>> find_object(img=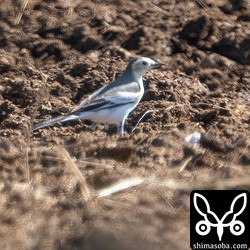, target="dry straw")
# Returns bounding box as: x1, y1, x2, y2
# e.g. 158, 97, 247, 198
15, 0, 29, 25
96, 175, 250, 198
60, 146, 91, 200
